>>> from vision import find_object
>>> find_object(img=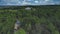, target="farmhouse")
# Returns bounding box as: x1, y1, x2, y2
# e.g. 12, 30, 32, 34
14, 19, 20, 31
